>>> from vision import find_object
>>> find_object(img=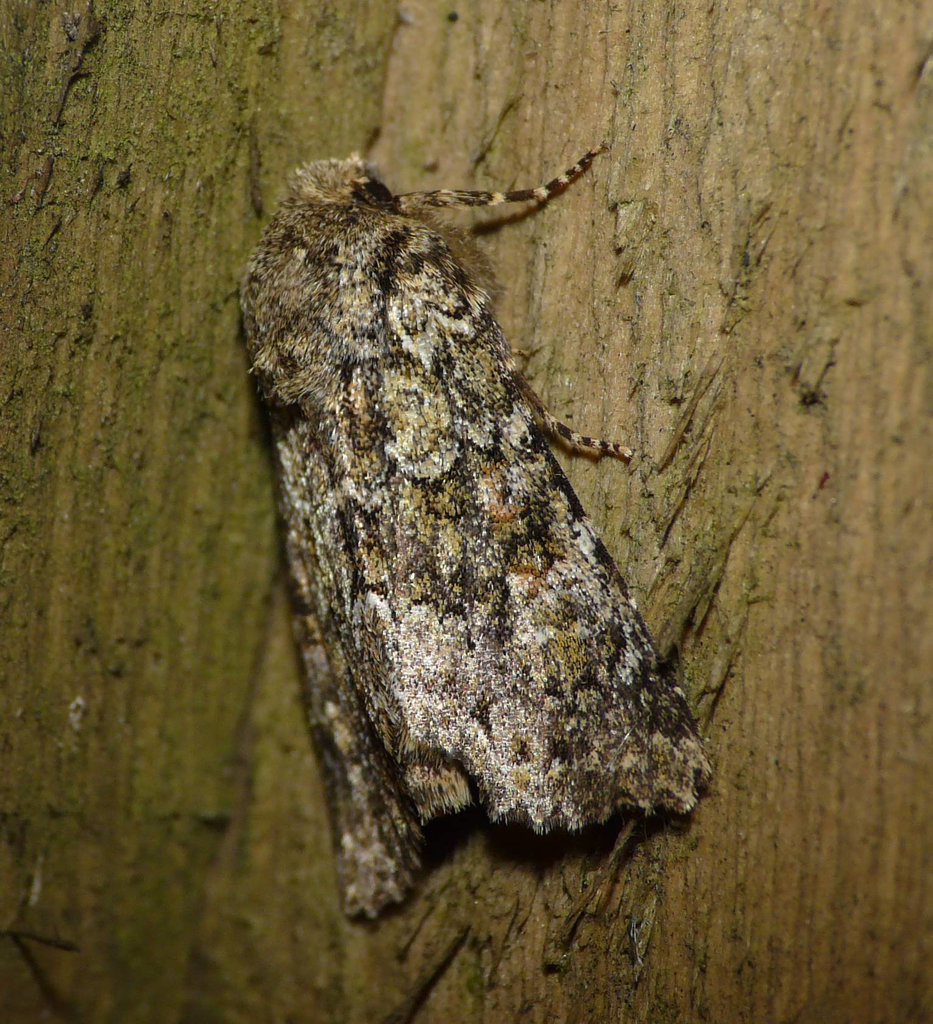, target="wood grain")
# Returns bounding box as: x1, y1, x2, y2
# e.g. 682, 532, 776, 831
1, 0, 928, 1021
